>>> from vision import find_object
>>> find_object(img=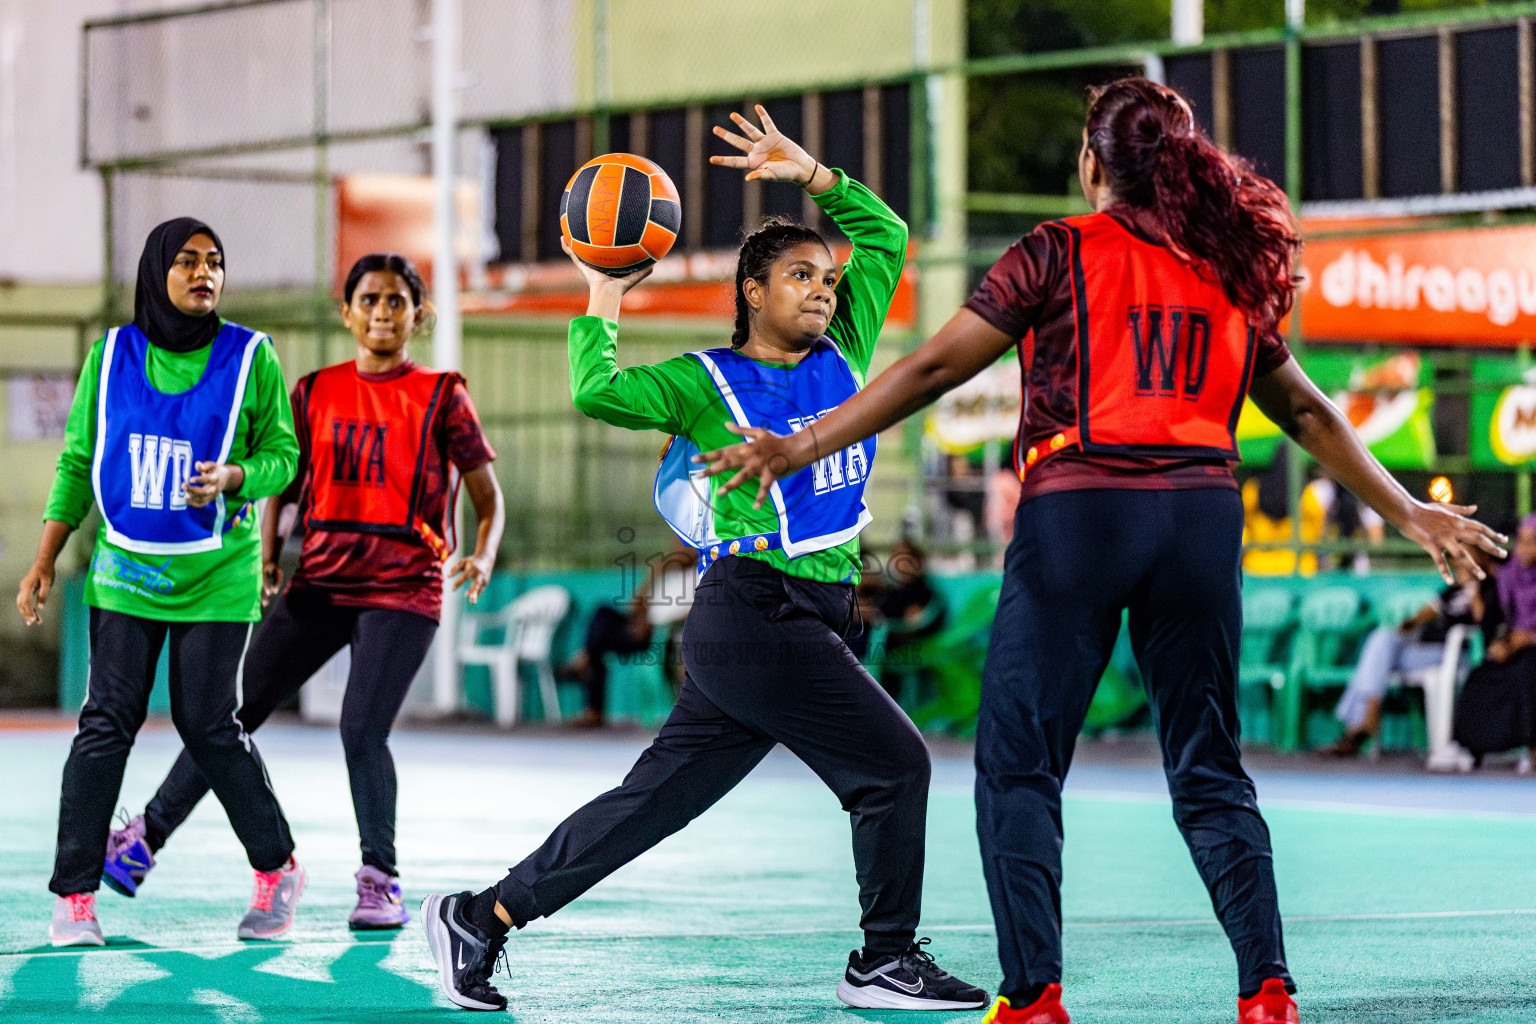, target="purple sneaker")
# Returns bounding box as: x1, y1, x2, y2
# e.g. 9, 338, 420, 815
102, 812, 155, 898
348, 865, 409, 930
